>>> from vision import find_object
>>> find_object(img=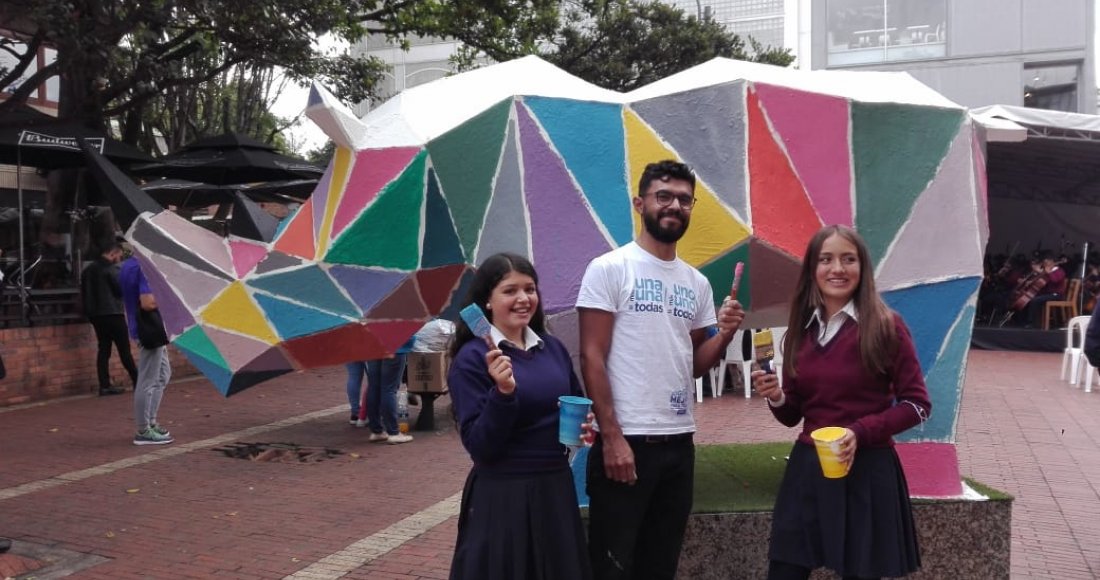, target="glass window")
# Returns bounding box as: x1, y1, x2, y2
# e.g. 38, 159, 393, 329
1024, 63, 1079, 113
827, 0, 946, 66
